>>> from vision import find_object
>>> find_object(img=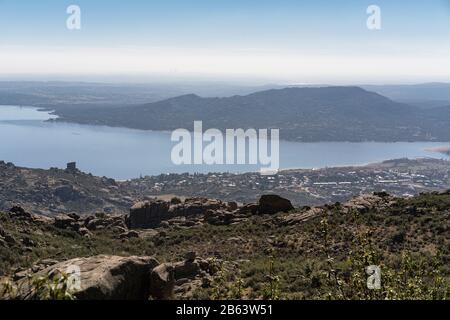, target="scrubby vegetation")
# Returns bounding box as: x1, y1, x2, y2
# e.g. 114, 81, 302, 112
1, 273, 75, 300
1, 192, 449, 300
